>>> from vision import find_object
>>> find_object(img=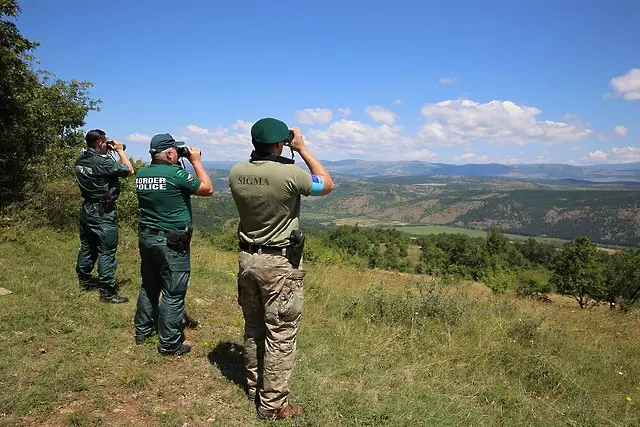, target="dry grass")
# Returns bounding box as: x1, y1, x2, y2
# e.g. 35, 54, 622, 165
0, 226, 639, 426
